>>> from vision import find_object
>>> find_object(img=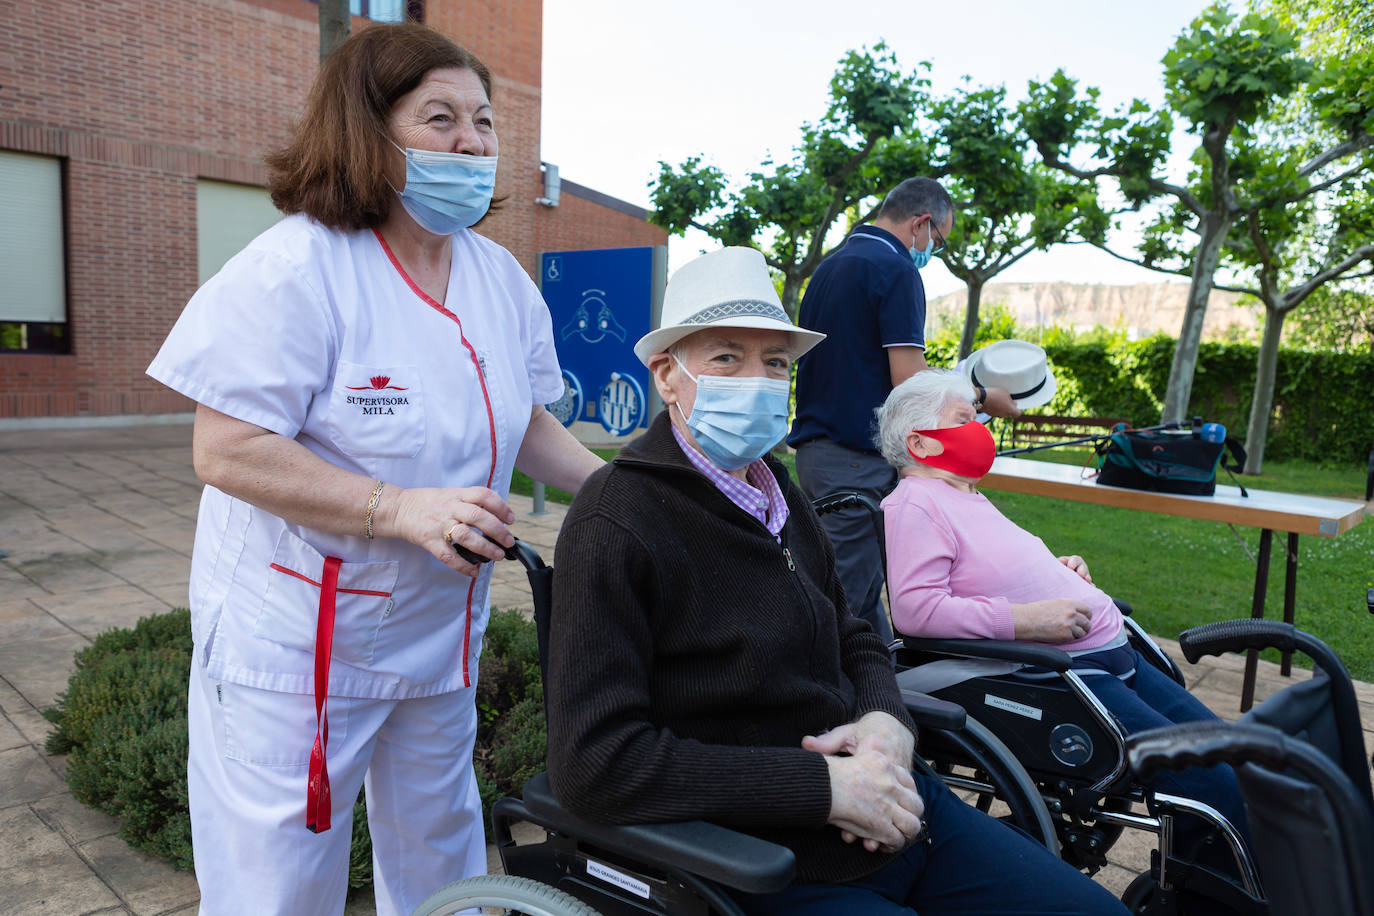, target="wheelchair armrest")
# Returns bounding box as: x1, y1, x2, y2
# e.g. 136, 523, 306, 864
900, 636, 1073, 672
901, 691, 967, 731
1112, 597, 1133, 616
517, 773, 796, 895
